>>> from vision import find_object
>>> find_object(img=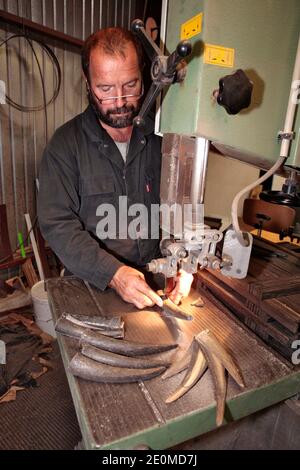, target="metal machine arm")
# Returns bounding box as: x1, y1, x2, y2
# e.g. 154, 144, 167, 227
131, 19, 192, 128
